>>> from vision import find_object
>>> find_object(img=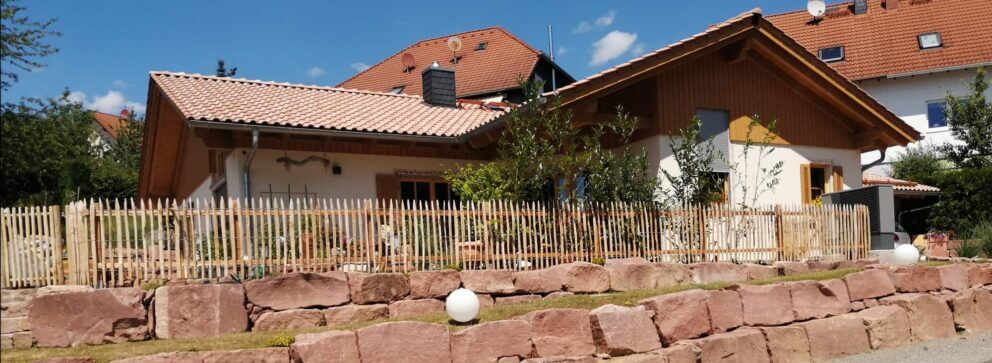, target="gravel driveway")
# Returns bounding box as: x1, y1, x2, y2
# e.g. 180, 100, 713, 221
829, 332, 992, 363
